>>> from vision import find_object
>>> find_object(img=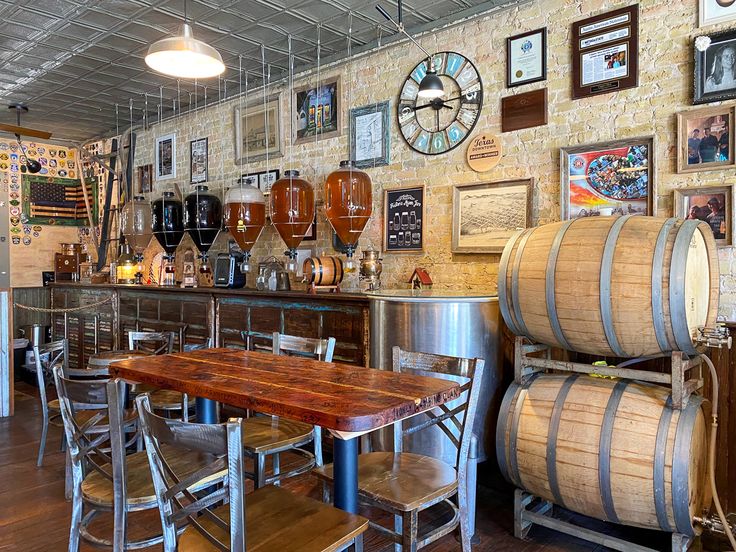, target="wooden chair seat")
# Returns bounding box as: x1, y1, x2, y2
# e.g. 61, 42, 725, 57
82, 449, 225, 511
314, 452, 459, 512
178, 485, 367, 552
242, 416, 314, 454
132, 385, 195, 411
